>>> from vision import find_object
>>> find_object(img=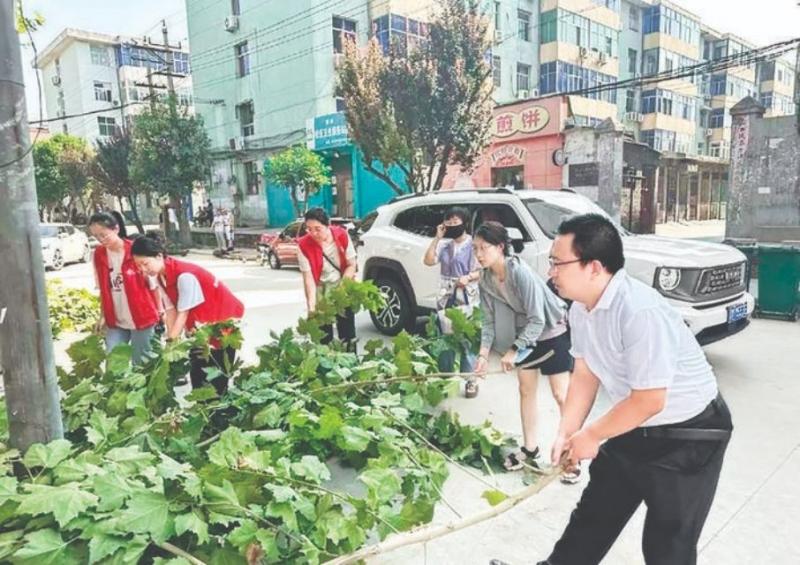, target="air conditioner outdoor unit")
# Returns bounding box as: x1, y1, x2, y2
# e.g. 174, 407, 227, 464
624, 112, 643, 122
578, 47, 588, 59
706, 129, 714, 137
530, 88, 539, 98
228, 137, 245, 151
518, 89, 529, 99
598, 52, 608, 65
224, 16, 239, 32
51, 75, 61, 86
